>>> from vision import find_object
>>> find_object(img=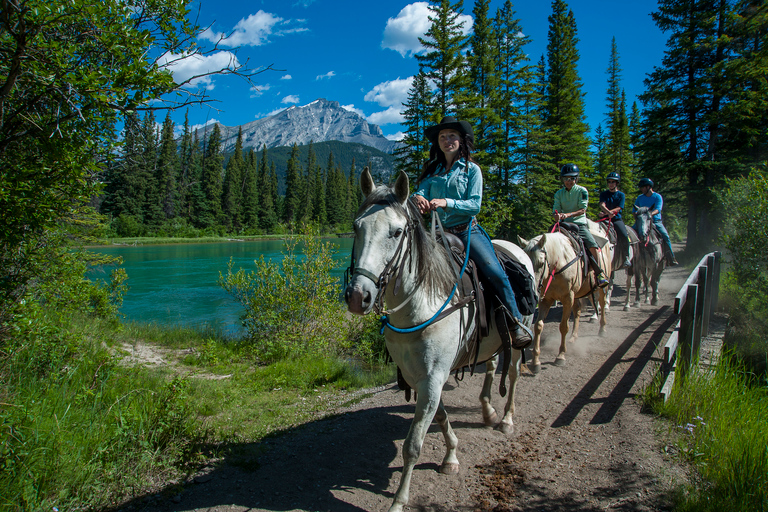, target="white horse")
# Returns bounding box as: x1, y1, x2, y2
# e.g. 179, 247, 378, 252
518, 229, 612, 373
344, 169, 534, 512
627, 206, 666, 306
